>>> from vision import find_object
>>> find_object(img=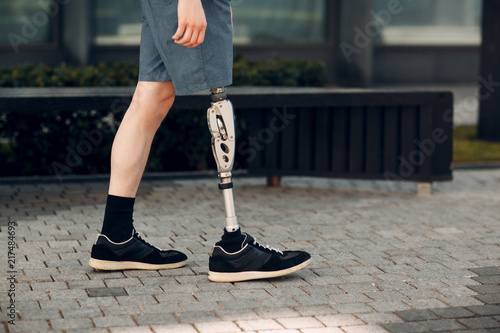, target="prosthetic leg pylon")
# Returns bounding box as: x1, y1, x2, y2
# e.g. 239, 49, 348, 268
207, 87, 239, 232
